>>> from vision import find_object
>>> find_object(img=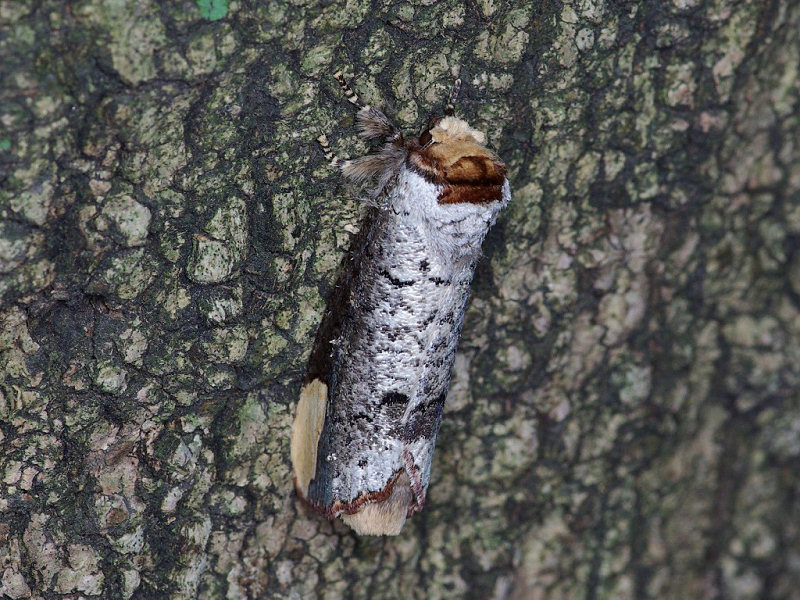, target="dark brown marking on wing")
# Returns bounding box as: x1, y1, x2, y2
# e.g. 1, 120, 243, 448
407, 147, 447, 185
443, 155, 506, 186
407, 142, 506, 205
305, 467, 423, 520
438, 184, 505, 205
